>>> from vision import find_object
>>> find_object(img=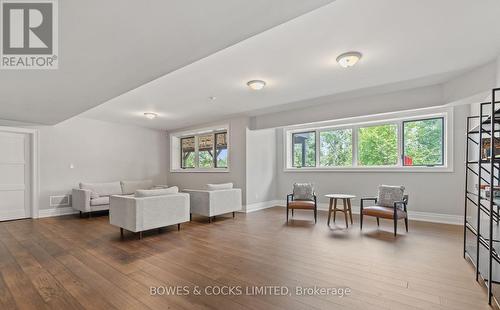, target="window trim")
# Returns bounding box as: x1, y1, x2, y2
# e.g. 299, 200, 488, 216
284, 107, 452, 173
402, 117, 444, 167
